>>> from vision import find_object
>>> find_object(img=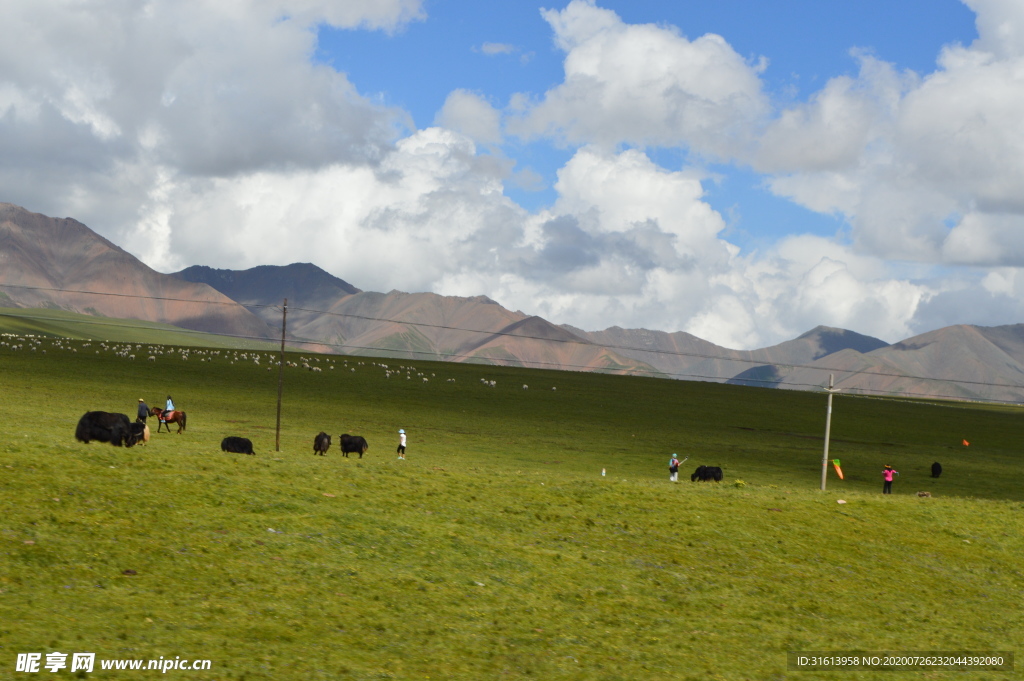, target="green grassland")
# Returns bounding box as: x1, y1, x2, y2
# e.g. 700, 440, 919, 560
0, 308, 281, 350
1, 332, 1022, 680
